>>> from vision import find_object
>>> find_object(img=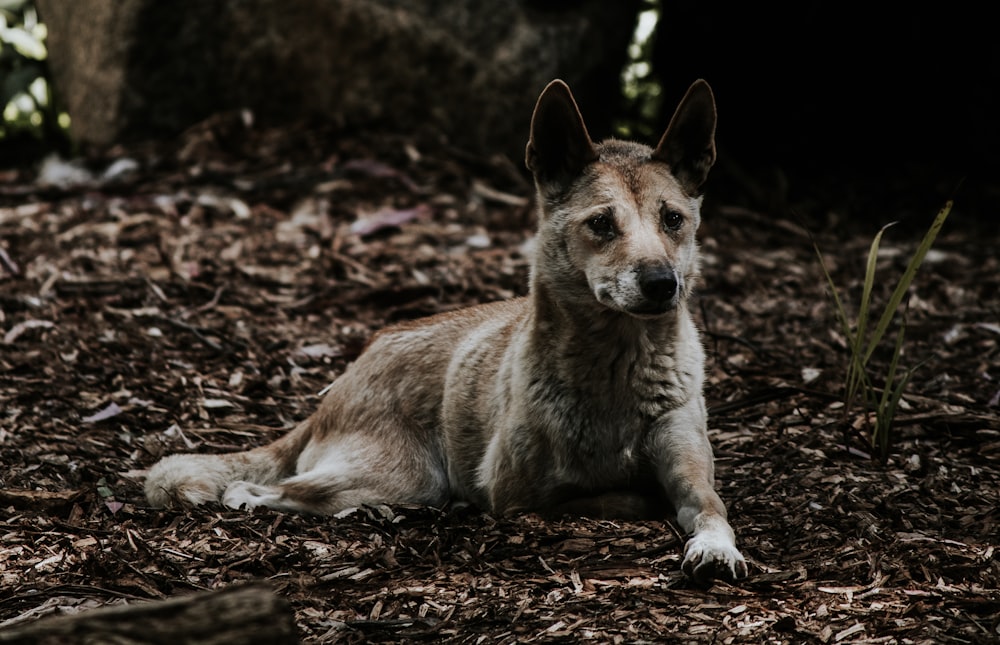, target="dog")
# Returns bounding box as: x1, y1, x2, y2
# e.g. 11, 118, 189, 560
145, 79, 748, 583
